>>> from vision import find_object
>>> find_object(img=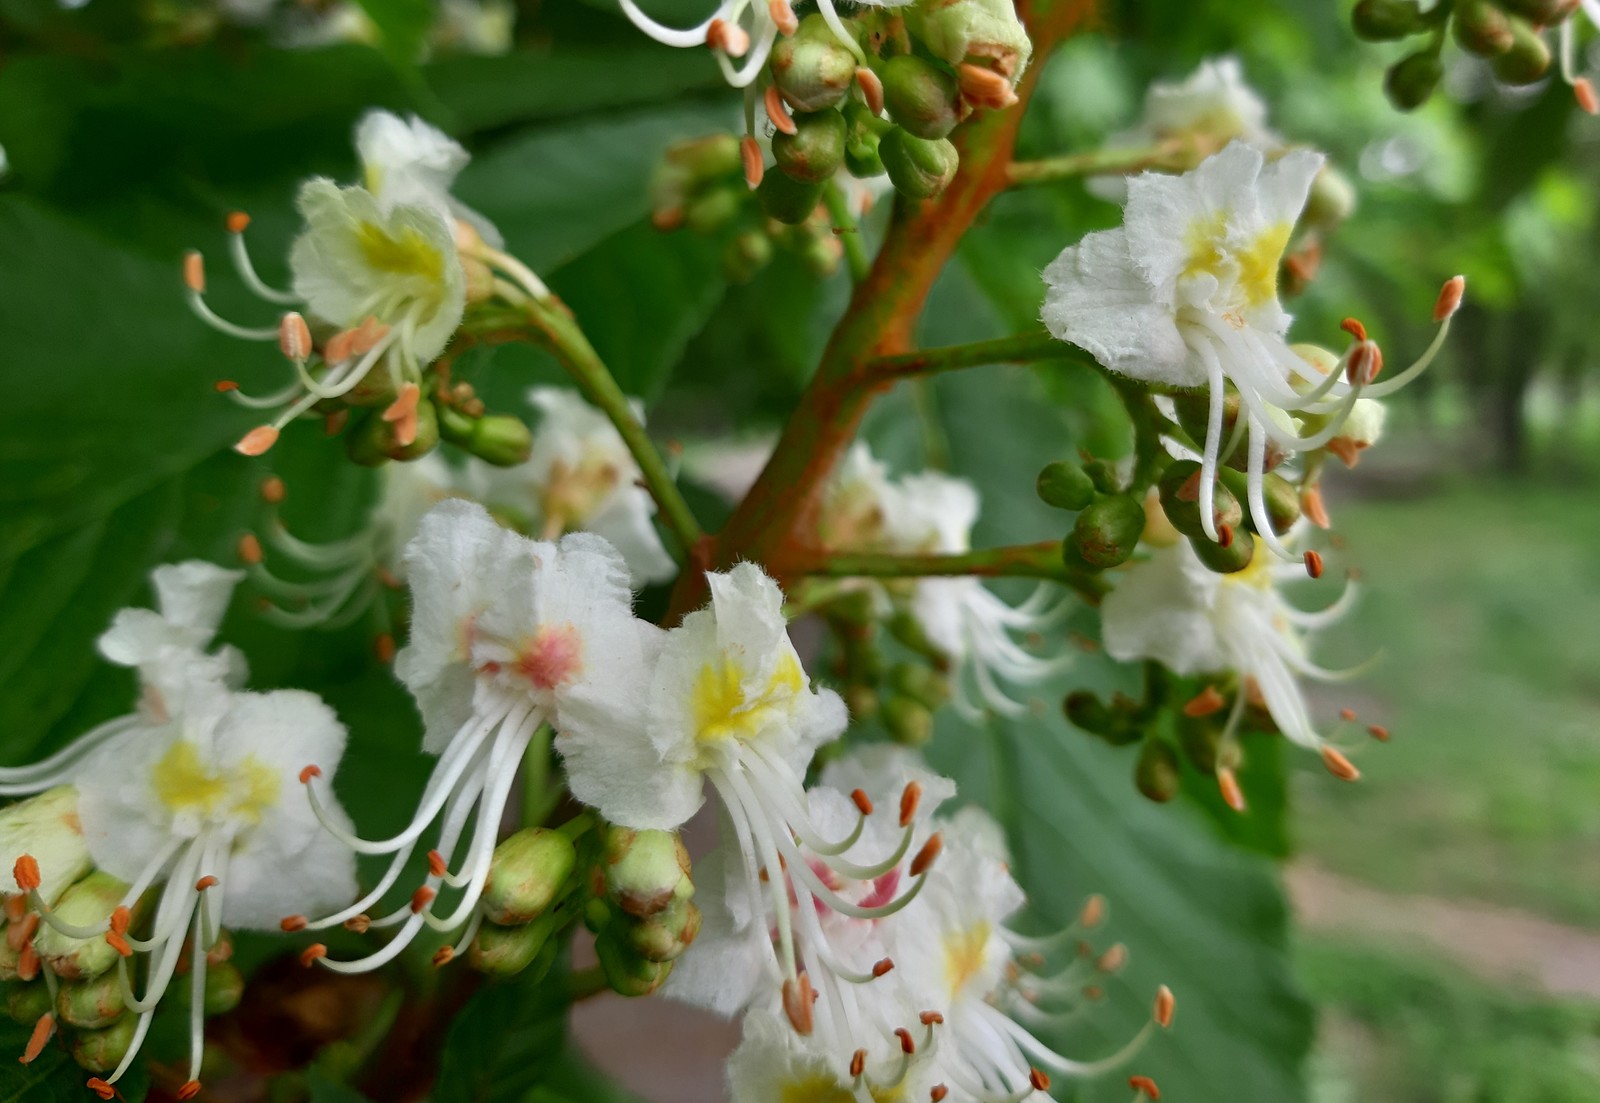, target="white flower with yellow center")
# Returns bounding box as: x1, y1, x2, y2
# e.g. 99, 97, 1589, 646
888, 806, 1171, 1102
666, 746, 952, 1097
355, 109, 502, 247
1043, 142, 1462, 562
472, 388, 676, 586
727, 1006, 942, 1103
291, 499, 660, 971
1099, 535, 1364, 791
